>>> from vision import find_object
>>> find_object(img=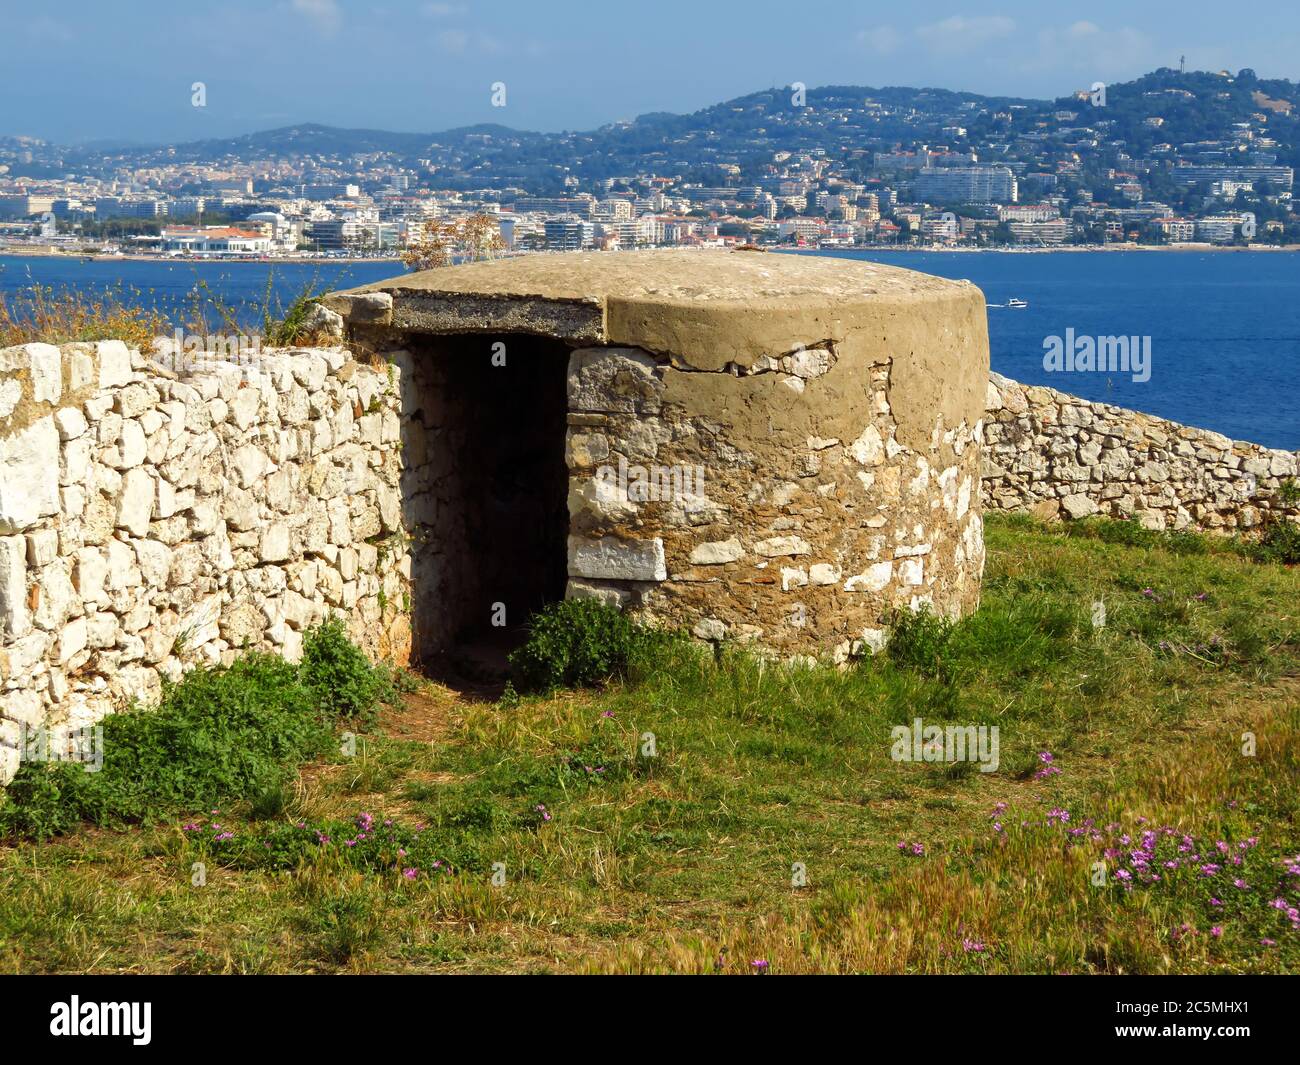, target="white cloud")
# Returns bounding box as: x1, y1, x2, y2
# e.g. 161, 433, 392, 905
1020, 22, 1152, 78
916, 15, 1017, 56
857, 26, 902, 56
436, 28, 471, 54
292, 0, 341, 36
26, 16, 73, 43
854, 15, 1157, 85
433, 28, 512, 56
